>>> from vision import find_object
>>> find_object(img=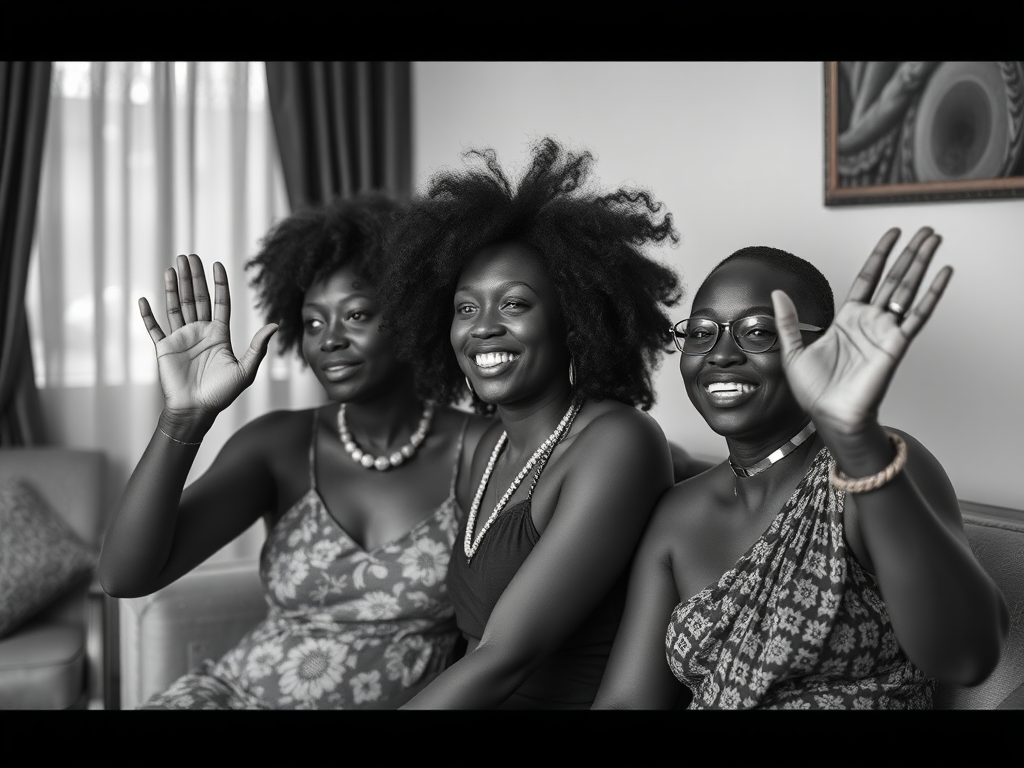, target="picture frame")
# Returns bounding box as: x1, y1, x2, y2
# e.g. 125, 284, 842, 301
824, 61, 1024, 206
